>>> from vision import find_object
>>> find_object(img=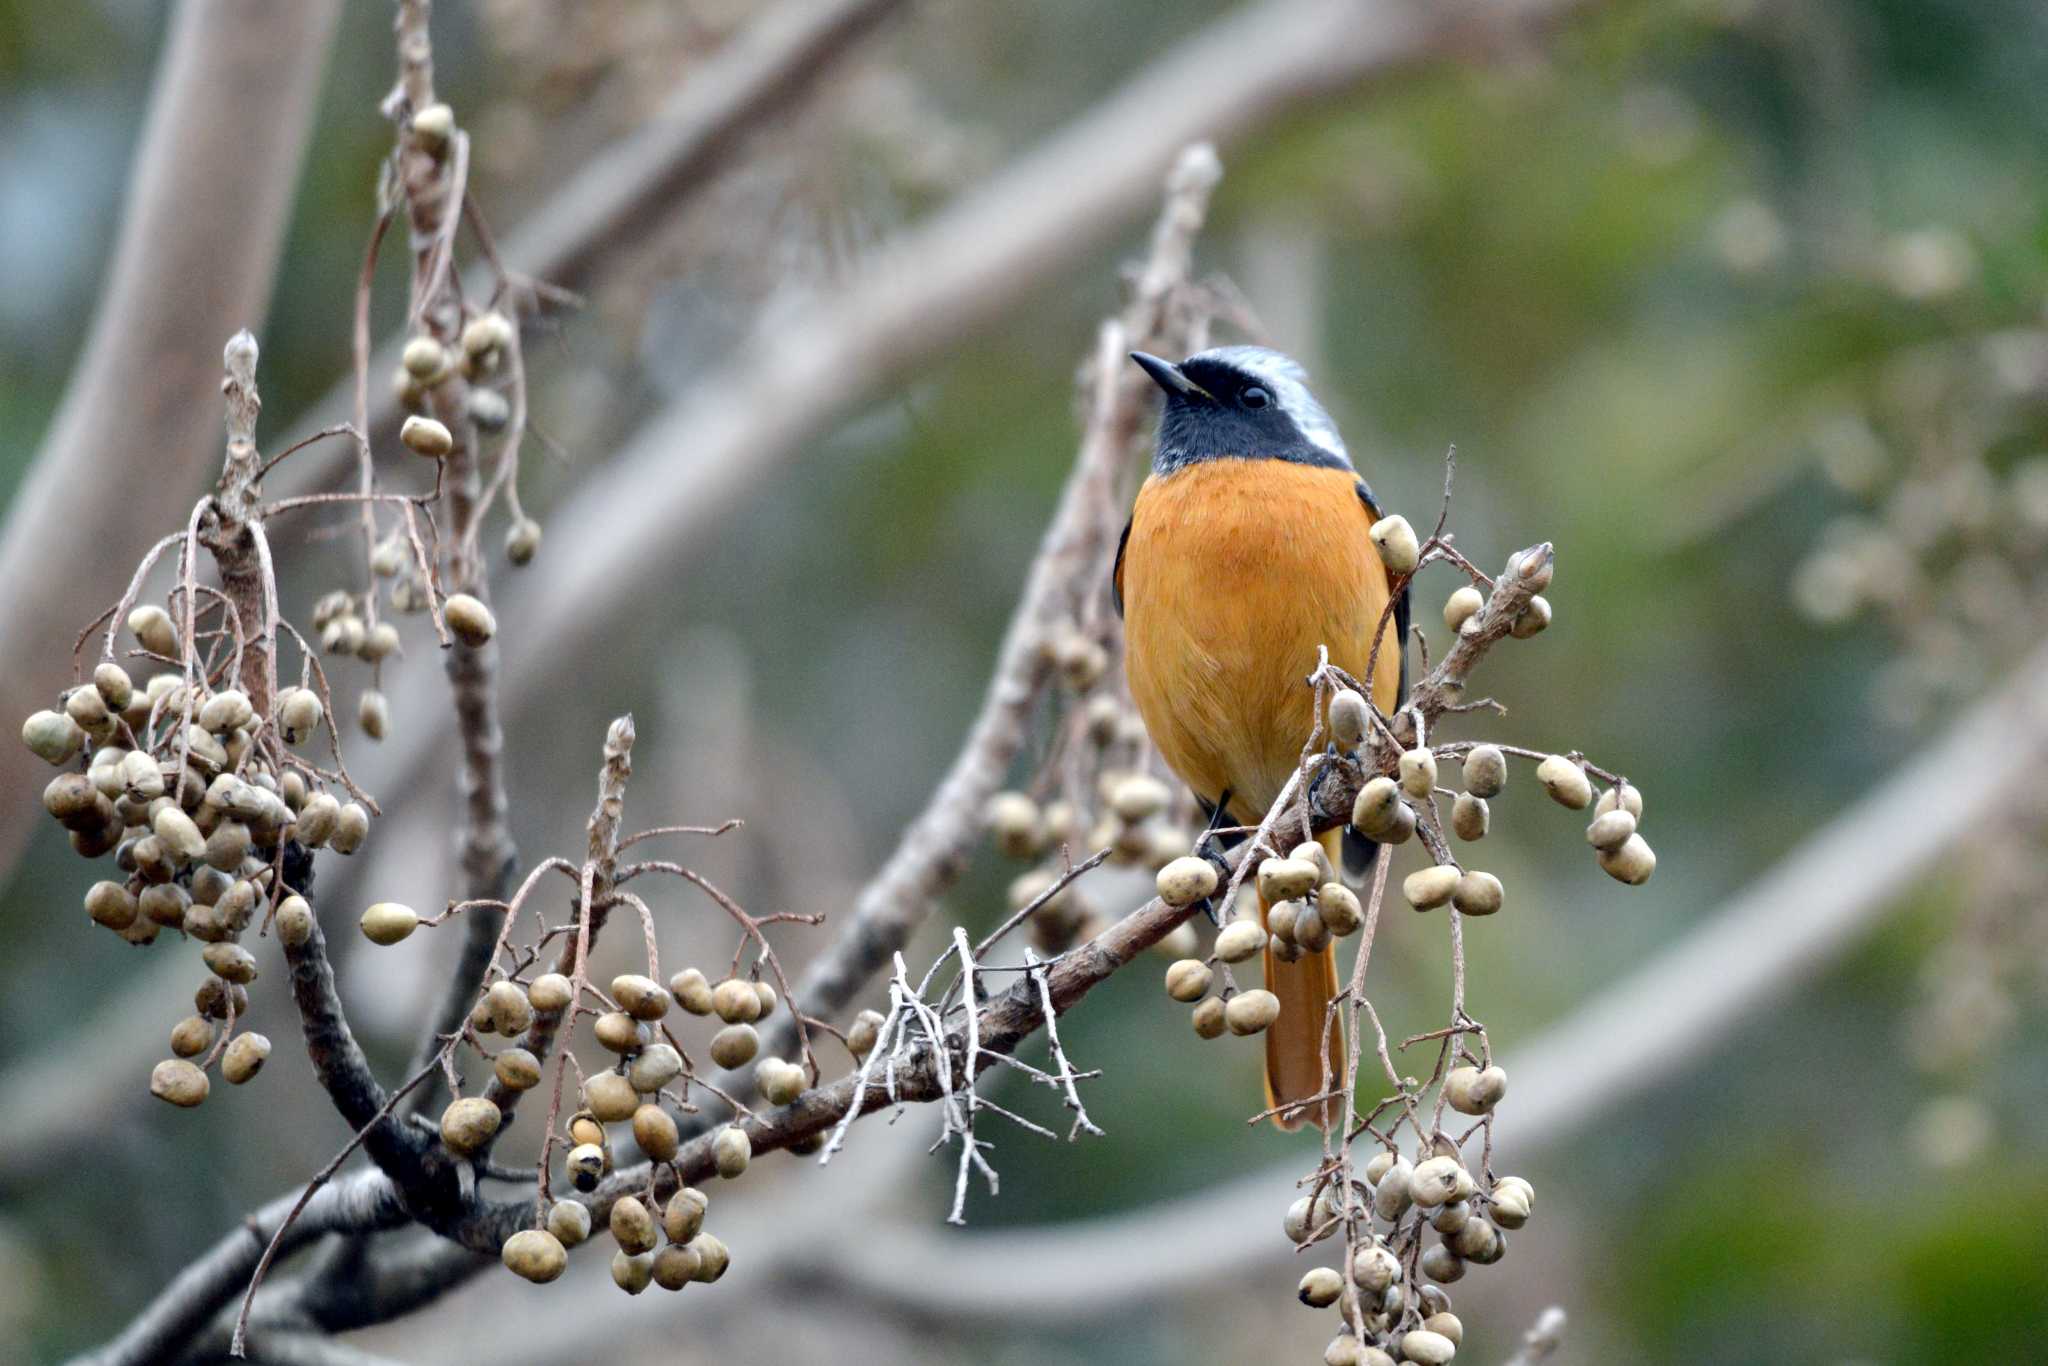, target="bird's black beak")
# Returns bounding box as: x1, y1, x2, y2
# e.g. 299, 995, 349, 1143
1130, 351, 1208, 400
